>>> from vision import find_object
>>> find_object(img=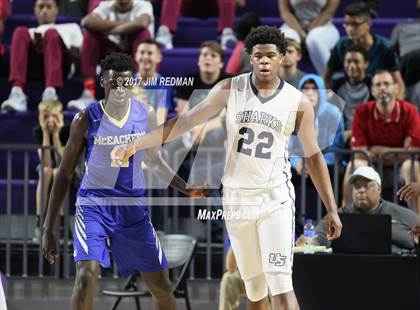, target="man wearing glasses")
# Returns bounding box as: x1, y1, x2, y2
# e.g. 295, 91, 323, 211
341, 70, 420, 210
324, 1, 405, 98
307, 166, 420, 253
